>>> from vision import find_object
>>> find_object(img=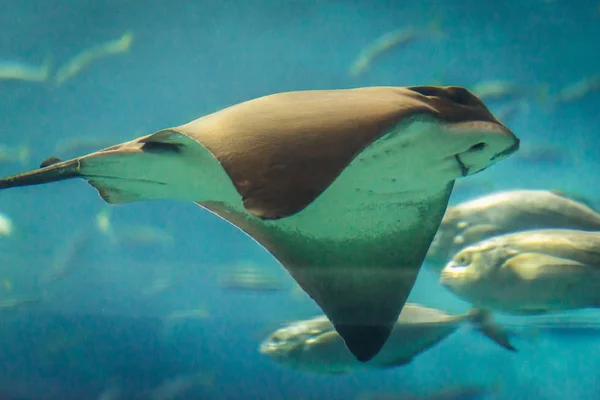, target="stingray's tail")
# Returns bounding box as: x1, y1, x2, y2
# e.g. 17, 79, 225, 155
468, 308, 517, 352
0, 157, 80, 189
